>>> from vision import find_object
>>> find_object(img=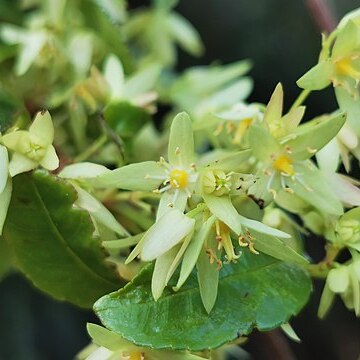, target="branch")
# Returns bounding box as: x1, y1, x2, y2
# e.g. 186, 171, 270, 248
304, 0, 337, 33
